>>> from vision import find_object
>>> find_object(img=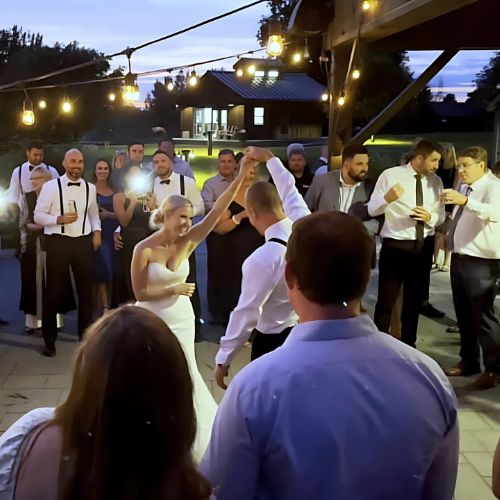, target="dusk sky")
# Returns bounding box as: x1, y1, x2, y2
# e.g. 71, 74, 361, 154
2, 0, 495, 101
